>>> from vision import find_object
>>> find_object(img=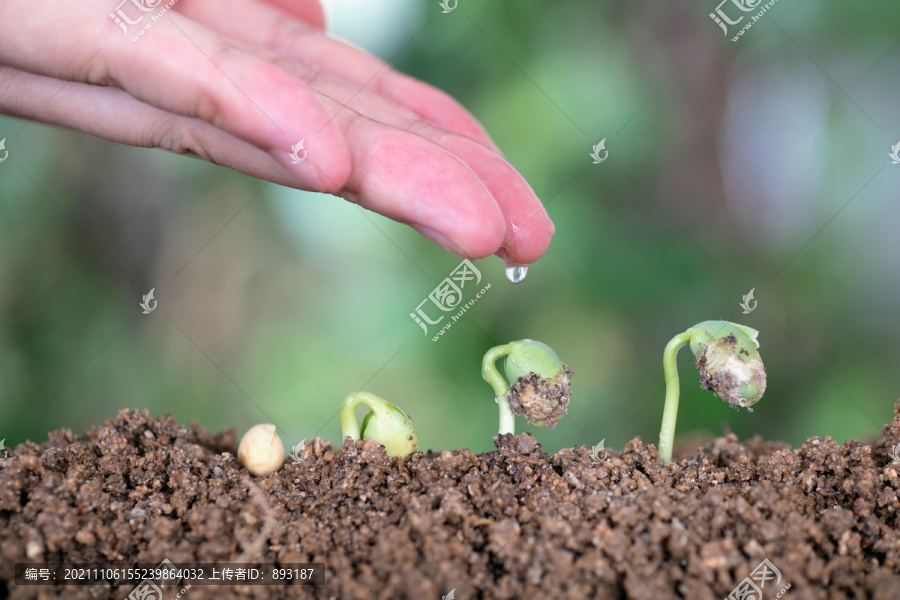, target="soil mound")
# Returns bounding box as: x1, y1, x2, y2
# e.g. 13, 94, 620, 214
2, 403, 900, 599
